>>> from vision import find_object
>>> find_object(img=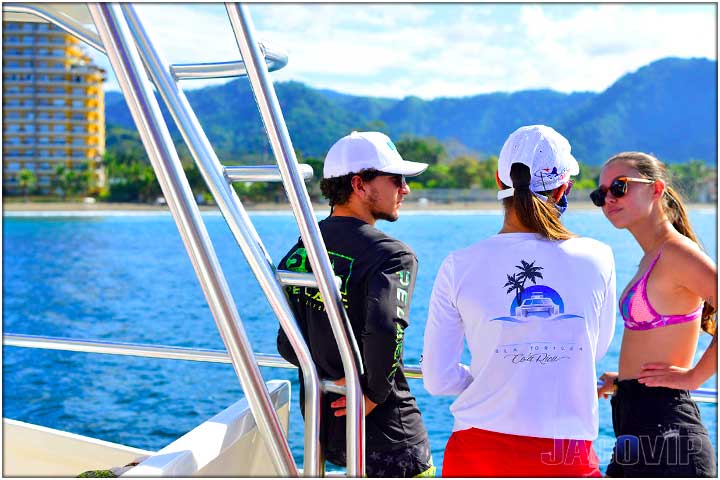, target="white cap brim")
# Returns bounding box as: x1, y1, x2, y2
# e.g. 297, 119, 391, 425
322, 131, 430, 178
377, 160, 429, 177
